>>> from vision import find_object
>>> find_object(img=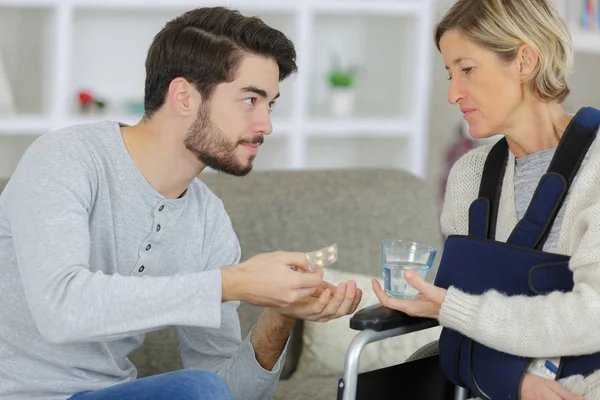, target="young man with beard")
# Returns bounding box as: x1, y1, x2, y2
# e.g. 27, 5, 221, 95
0, 7, 362, 400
